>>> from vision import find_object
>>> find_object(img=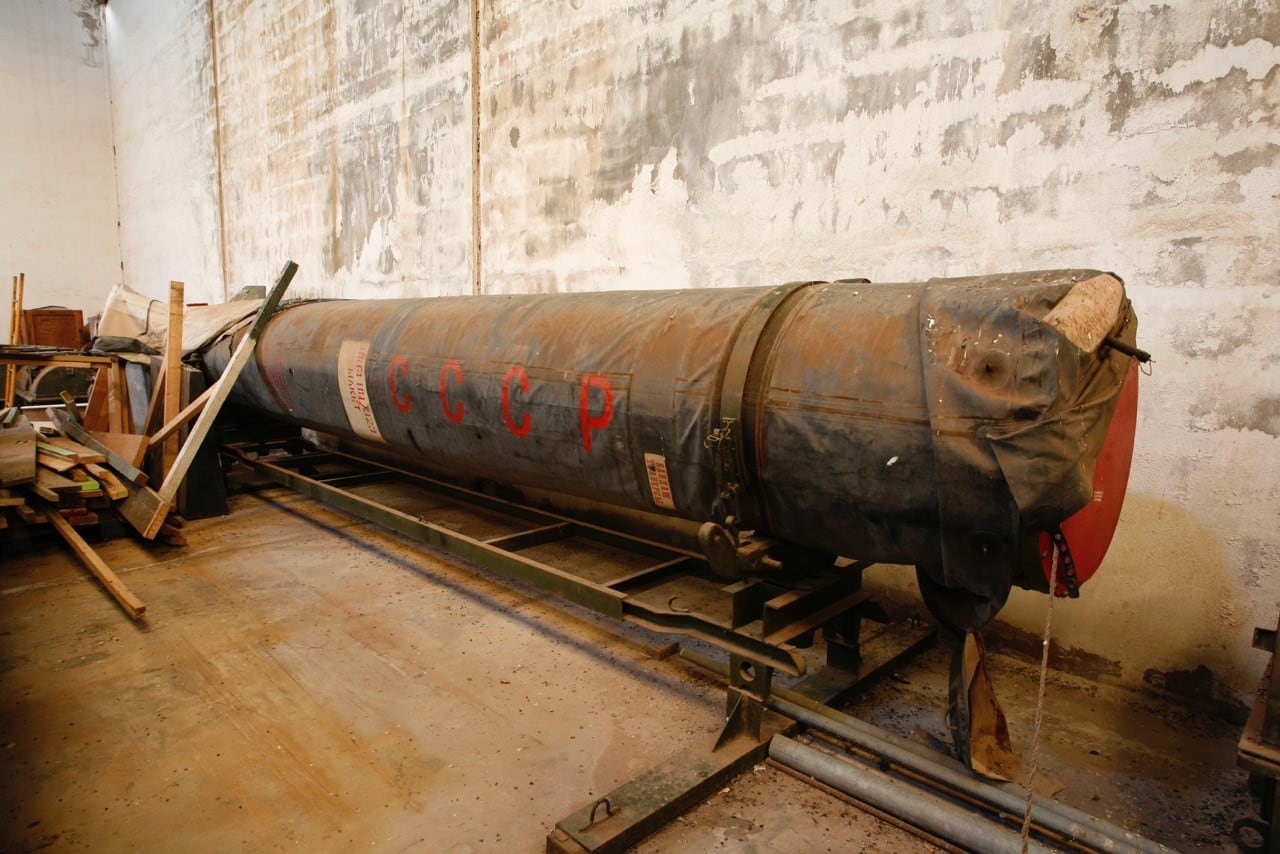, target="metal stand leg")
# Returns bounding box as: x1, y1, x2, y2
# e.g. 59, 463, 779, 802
715, 654, 772, 749
548, 657, 794, 854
